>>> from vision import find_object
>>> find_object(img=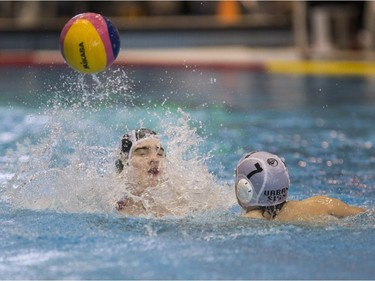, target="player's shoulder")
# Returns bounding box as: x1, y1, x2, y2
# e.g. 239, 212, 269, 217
306, 195, 328, 200
283, 196, 331, 211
